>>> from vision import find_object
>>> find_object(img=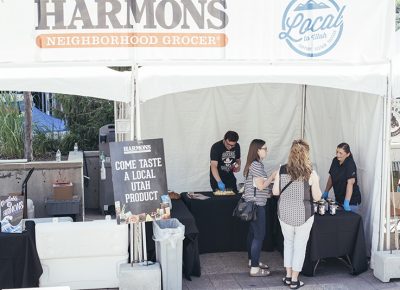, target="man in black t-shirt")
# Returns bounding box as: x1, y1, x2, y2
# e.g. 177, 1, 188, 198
210, 131, 241, 192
